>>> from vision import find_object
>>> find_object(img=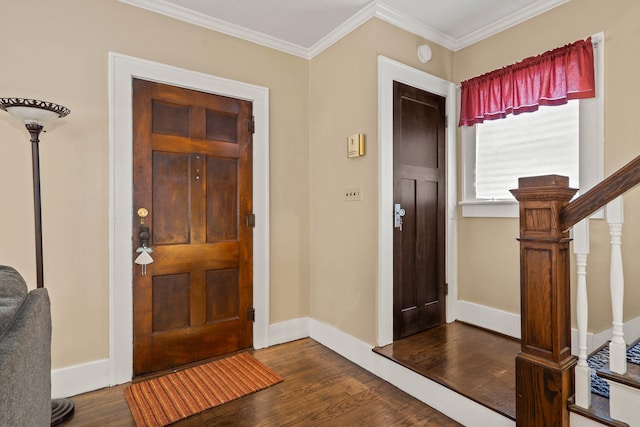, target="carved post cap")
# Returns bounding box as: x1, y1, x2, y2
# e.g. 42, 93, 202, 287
519, 174, 568, 188
510, 175, 577, 203
510, 175, 577, 240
